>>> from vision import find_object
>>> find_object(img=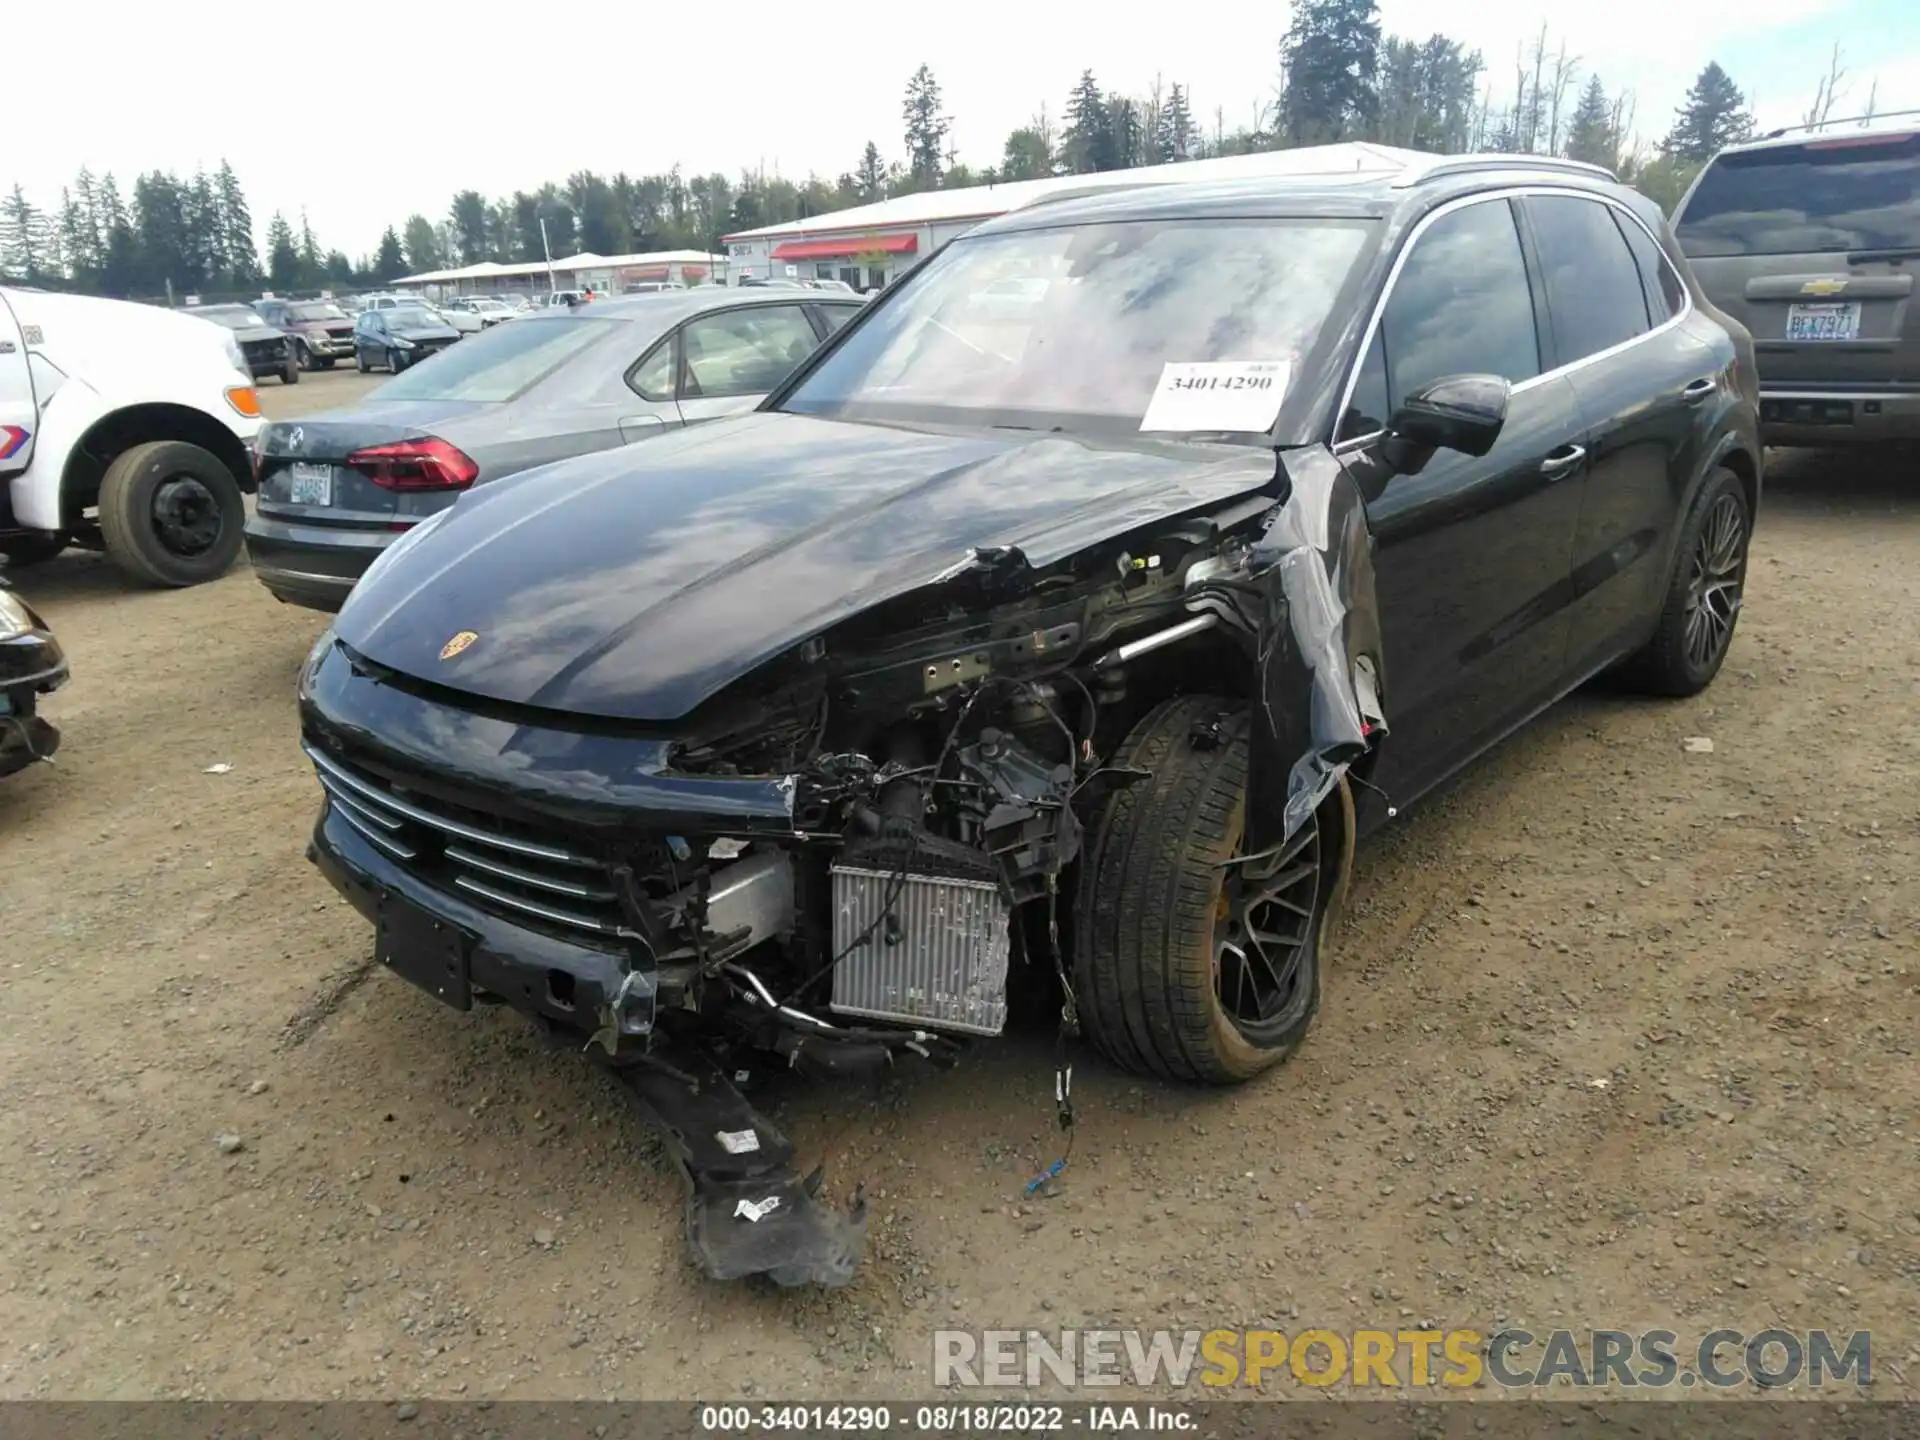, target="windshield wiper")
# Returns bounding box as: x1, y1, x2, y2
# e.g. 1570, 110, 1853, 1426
1846, 245, 1920, 264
